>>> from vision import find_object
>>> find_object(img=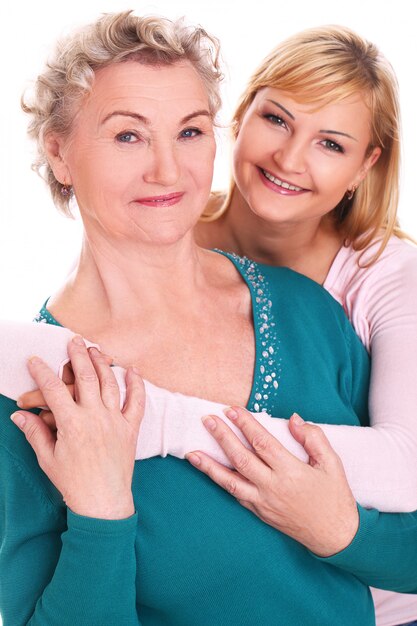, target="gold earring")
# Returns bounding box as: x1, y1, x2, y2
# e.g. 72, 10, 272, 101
346, 185, 357, 200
